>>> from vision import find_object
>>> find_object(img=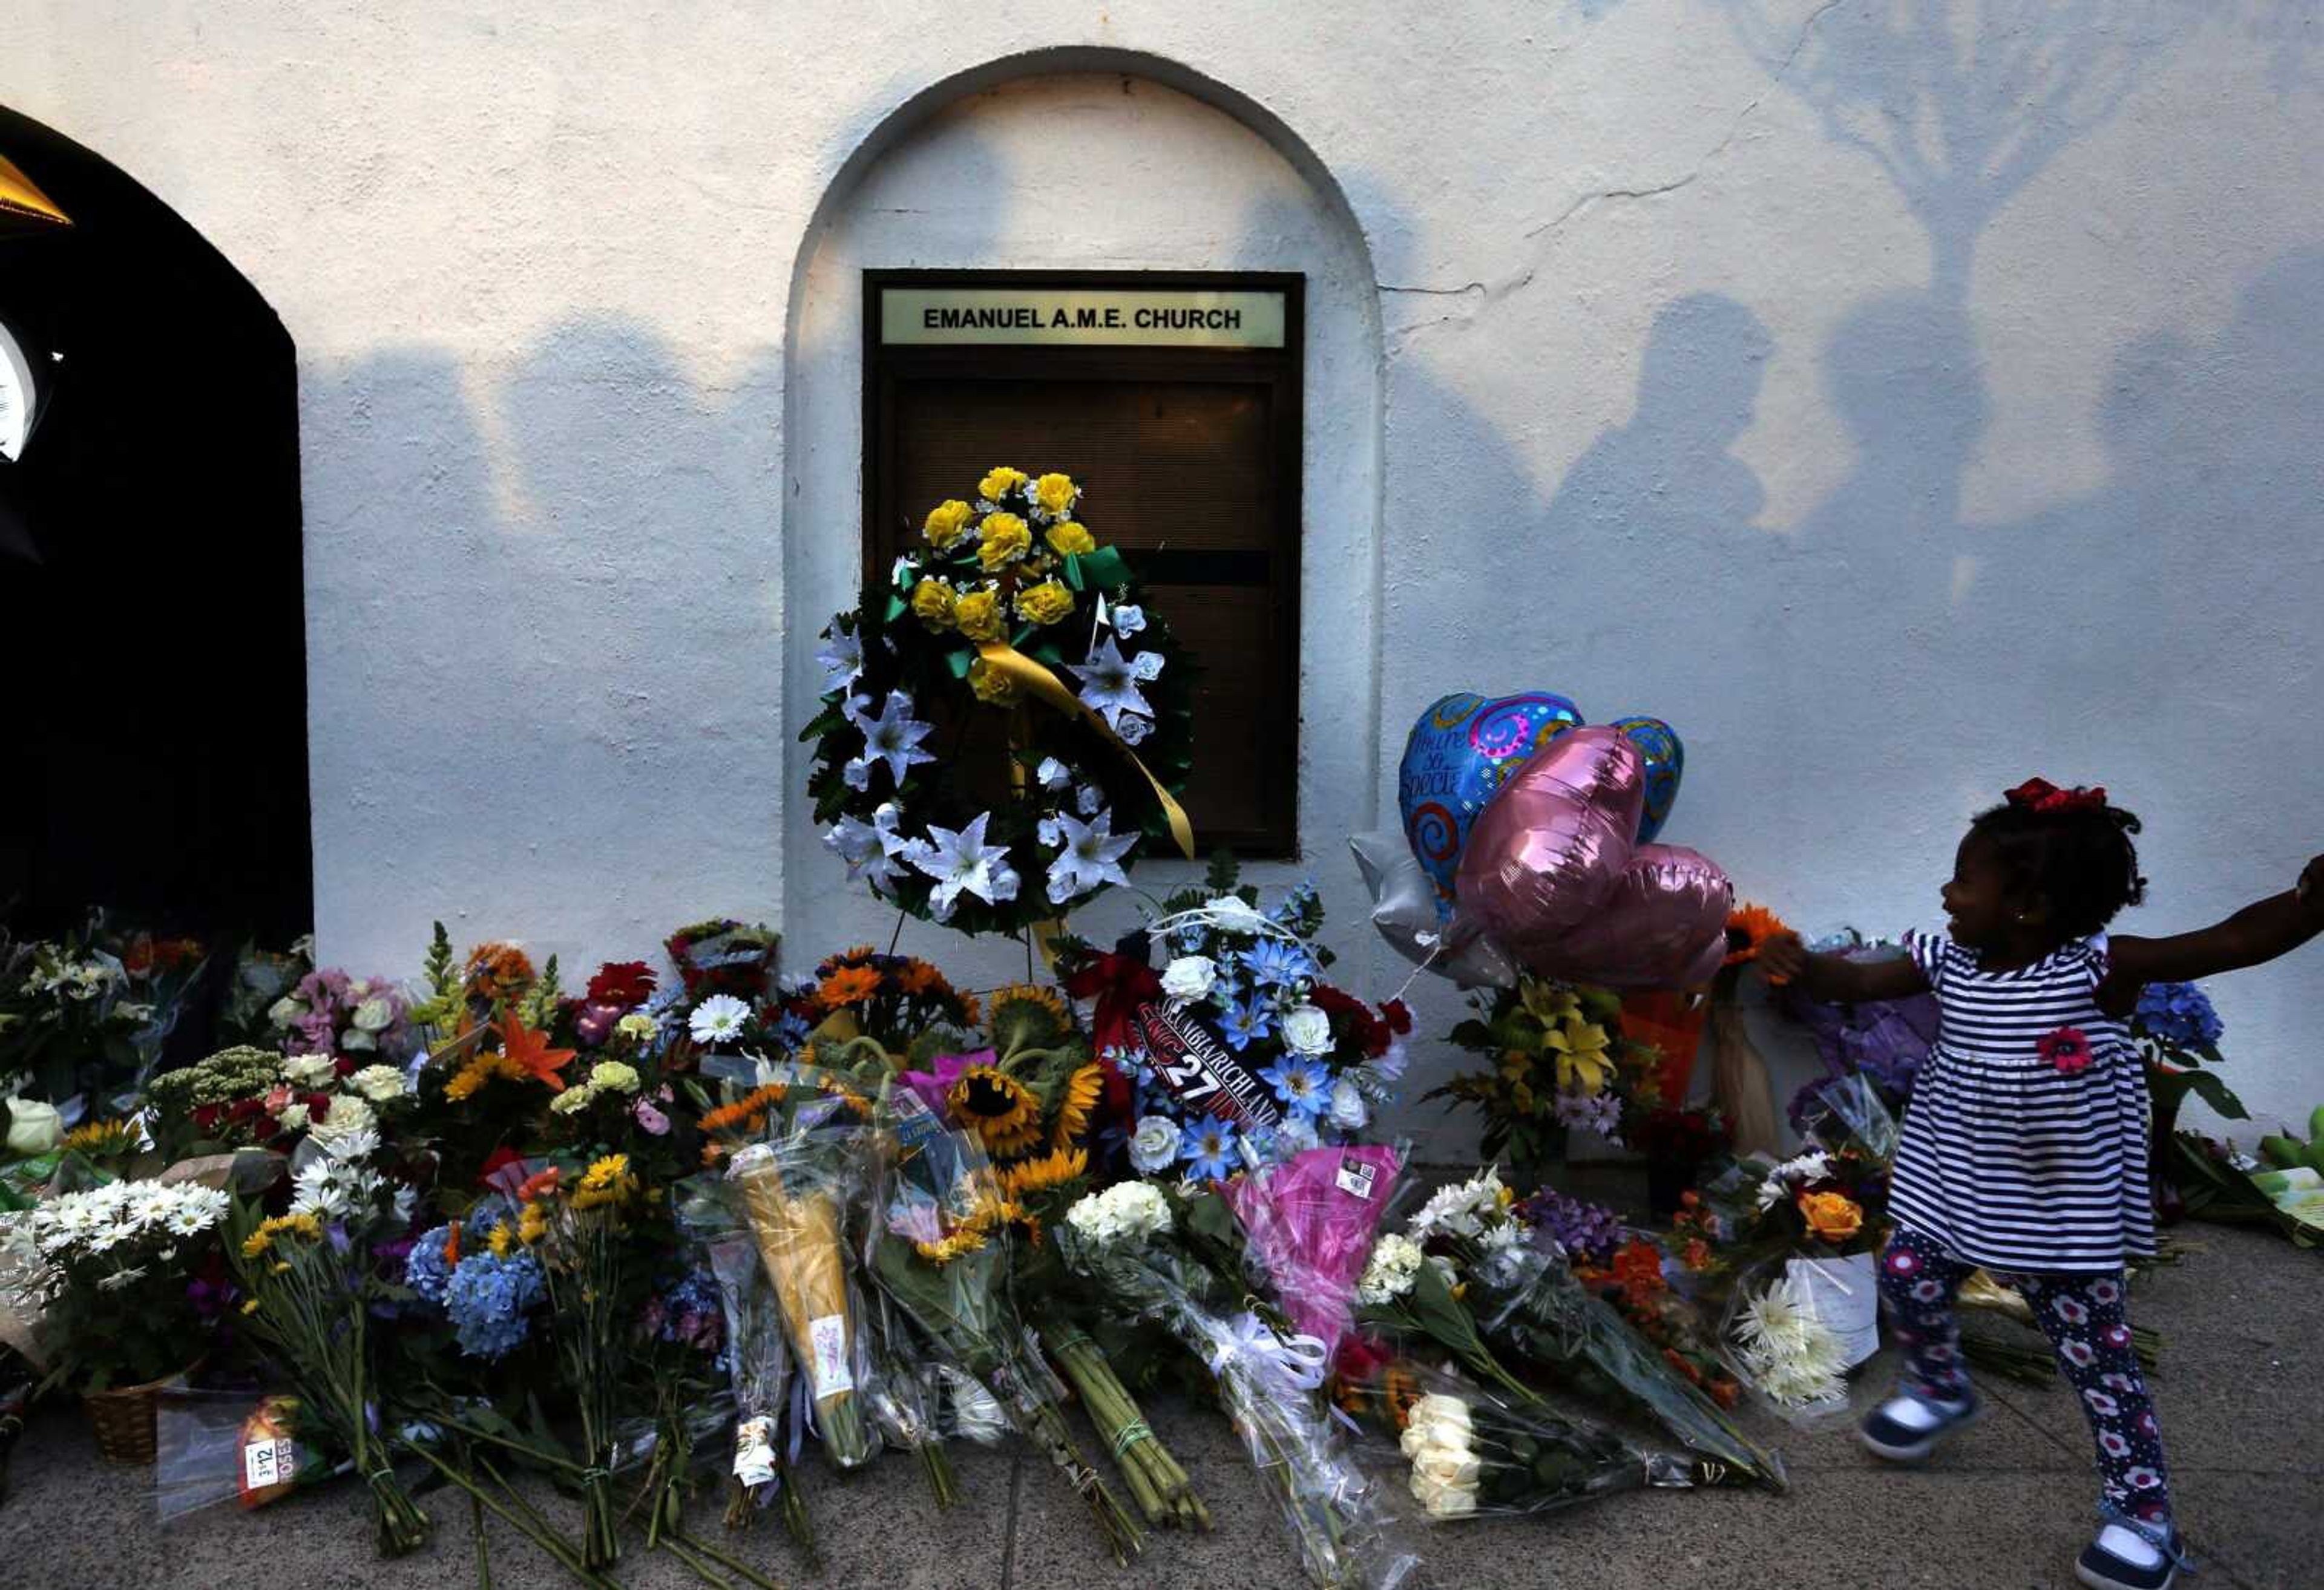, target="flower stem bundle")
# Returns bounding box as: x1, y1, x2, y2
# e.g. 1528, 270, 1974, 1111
728, 1142, 879, 1468
1041, 1320, 1208, 1529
